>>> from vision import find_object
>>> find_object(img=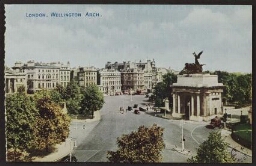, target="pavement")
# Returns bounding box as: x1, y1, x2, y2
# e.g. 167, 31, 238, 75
221, 129, 252, 157
33, 110, 101, 162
